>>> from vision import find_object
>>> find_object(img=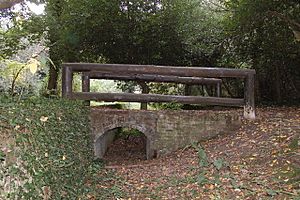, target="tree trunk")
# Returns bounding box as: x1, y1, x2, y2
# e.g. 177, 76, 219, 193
274, 66, 282, 104
47, 65, 59, 94
45, 0, 64, 95
138, 81, 149, 110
